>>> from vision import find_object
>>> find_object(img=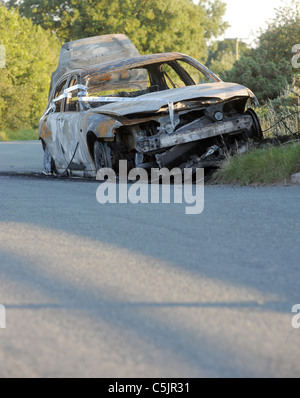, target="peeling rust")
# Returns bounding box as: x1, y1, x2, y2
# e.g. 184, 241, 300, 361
96, 118, 120, 138
40, 123, 52, 141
